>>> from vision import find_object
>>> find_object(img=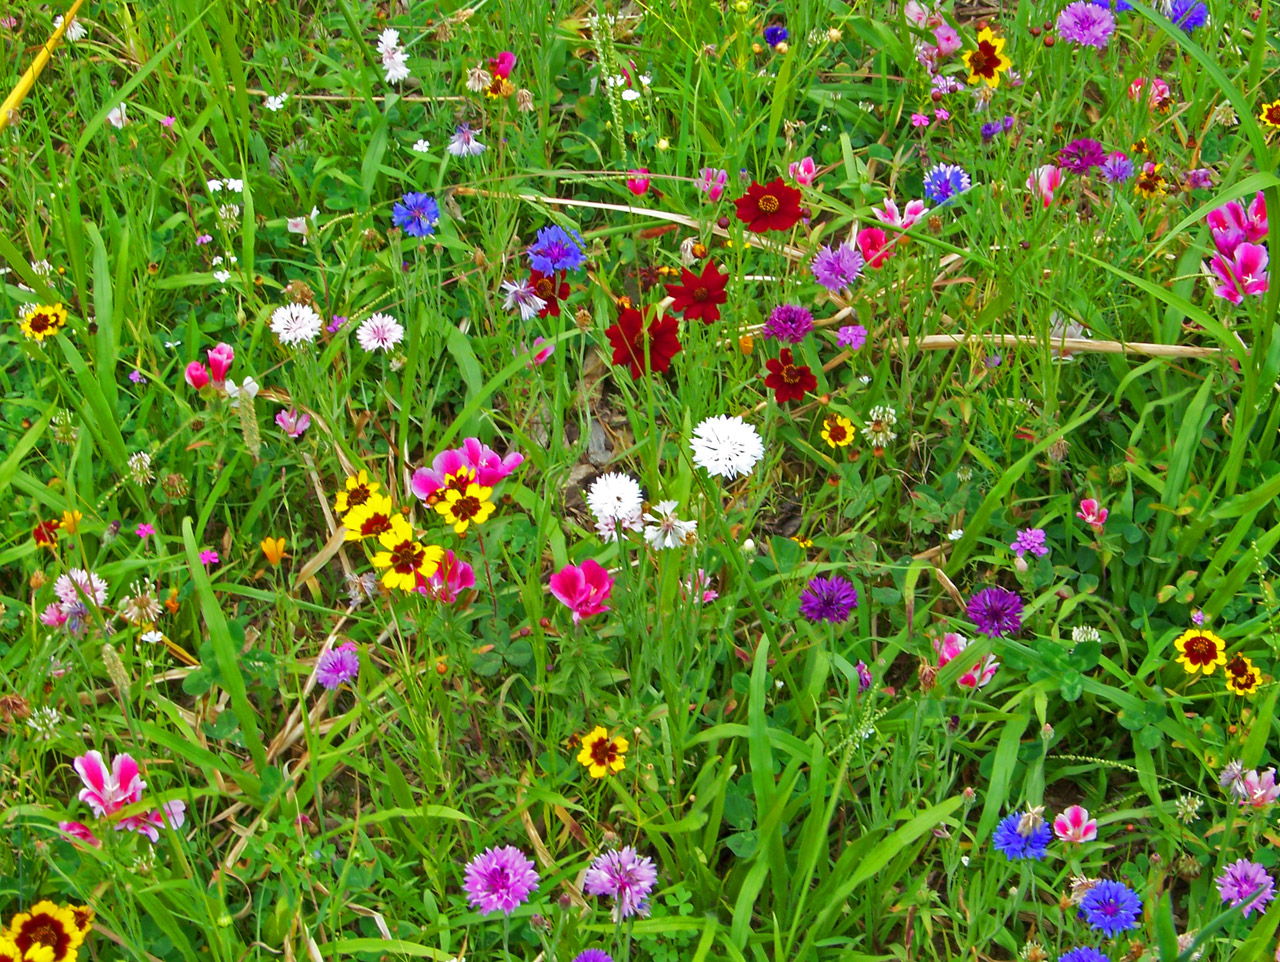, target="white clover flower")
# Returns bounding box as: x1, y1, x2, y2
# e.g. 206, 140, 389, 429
1071, 625, 1101, 644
